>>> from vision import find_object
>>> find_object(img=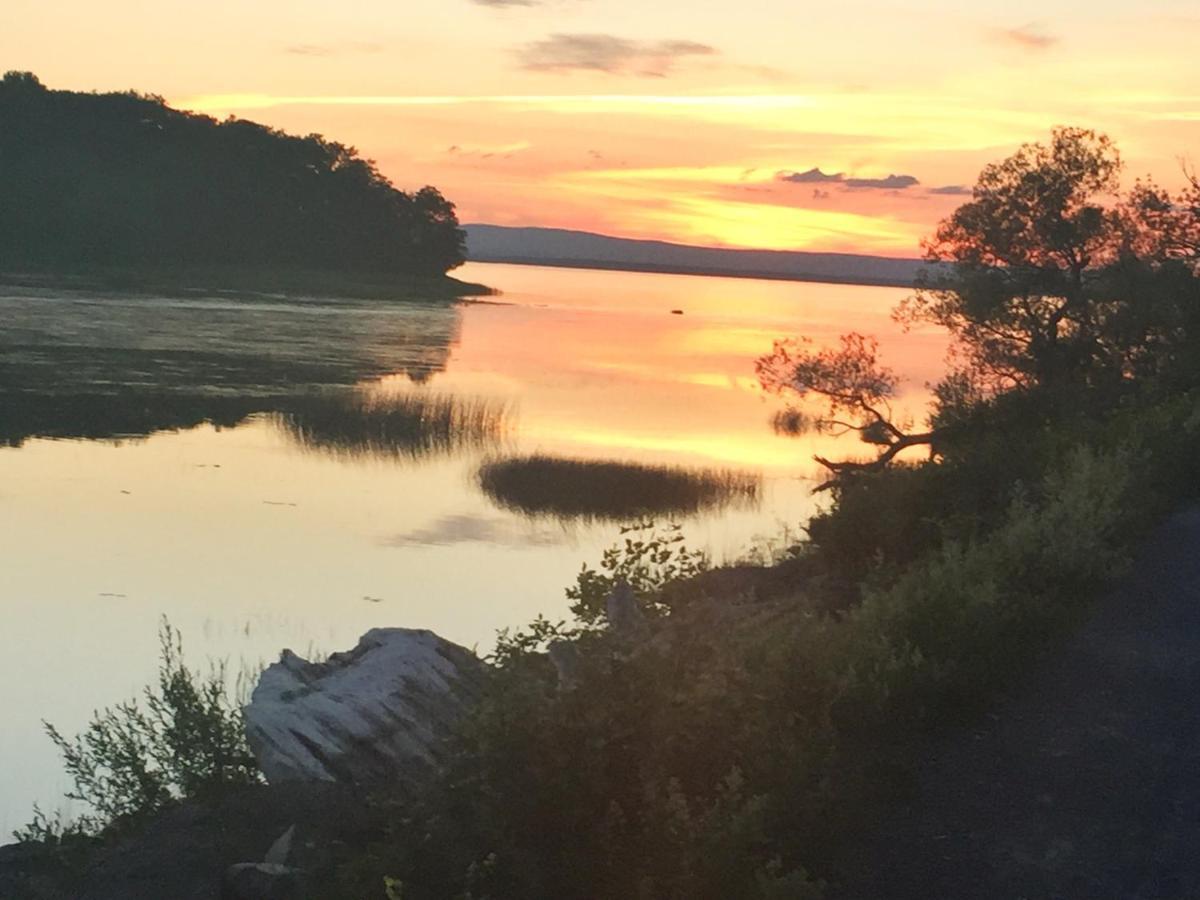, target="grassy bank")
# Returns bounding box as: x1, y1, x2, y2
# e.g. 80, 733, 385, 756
0, 263, 493, 302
